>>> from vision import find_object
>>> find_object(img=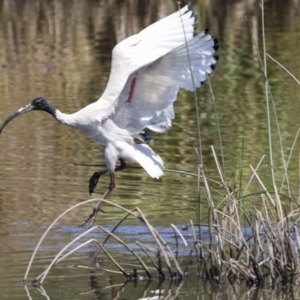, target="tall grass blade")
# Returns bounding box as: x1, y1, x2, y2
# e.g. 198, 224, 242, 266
241, 155, 265, 199
261, 0, 281, 211
176, 1, 203, 163
248, 7, 286, 206
208, 77, 225, 177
